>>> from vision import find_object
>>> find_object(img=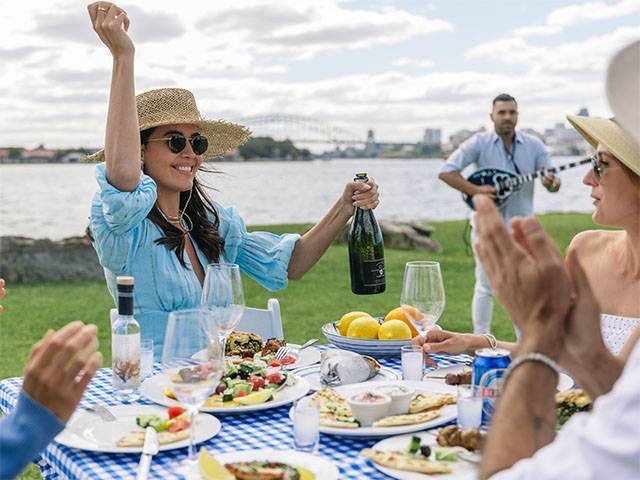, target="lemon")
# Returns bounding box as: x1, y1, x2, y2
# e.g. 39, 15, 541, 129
297, 467, 316, 479
337, 311, 372, 336
234, 389, 274, 405
346, 316, 380, 339
198, 448, 234, 480
378, 319, 412, 340
383, 306, 421, 337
